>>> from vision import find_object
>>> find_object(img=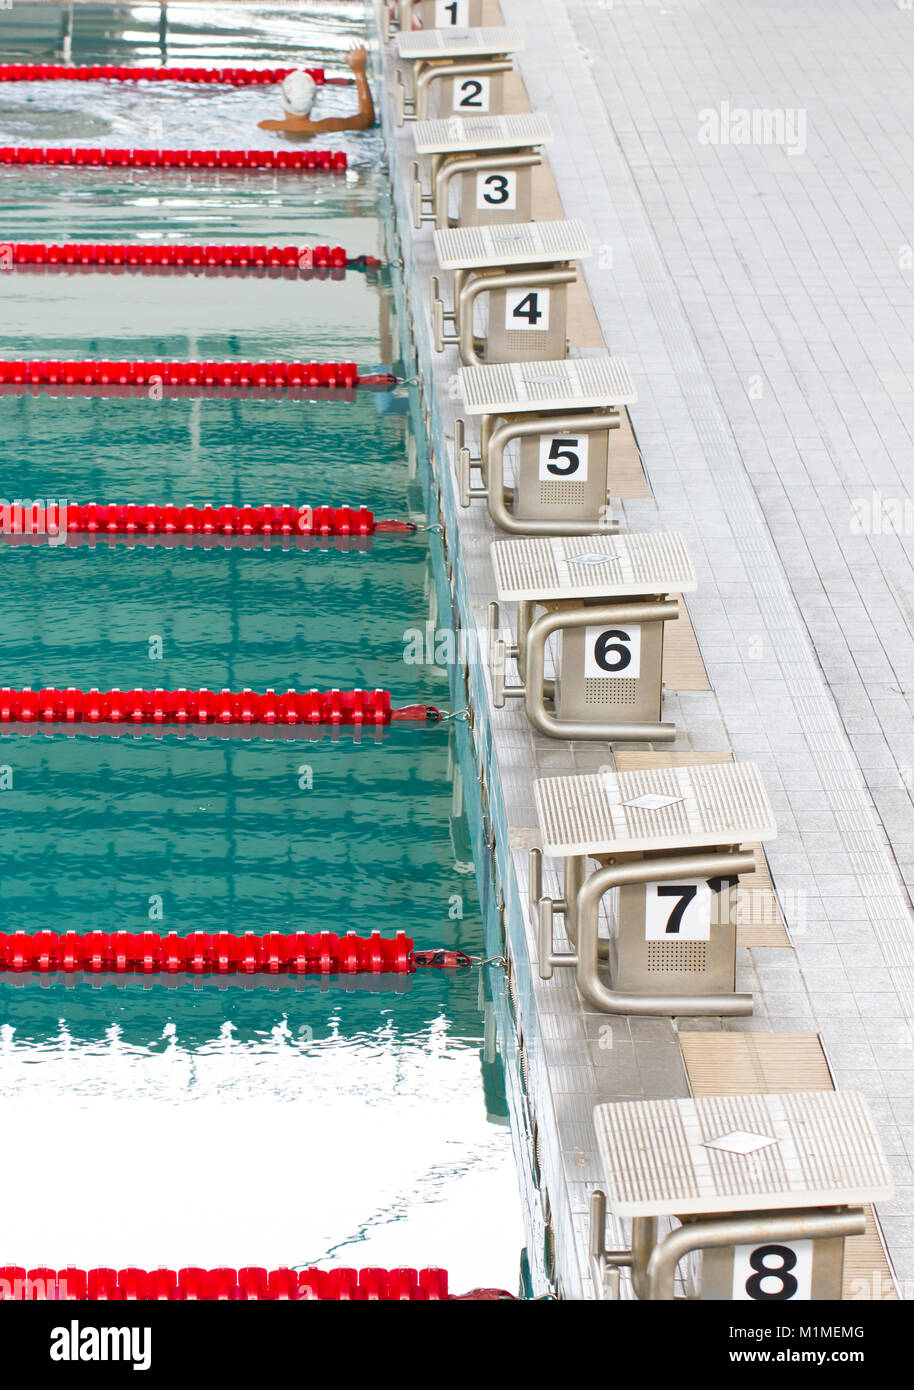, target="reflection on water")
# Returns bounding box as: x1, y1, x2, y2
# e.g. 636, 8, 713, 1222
0, 974, 521, 1290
